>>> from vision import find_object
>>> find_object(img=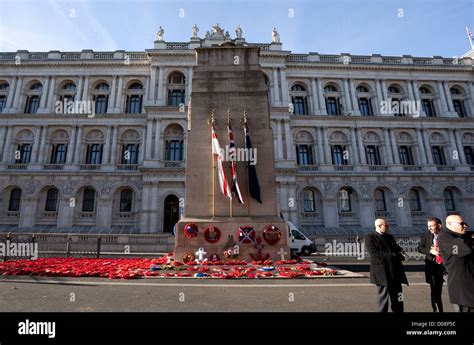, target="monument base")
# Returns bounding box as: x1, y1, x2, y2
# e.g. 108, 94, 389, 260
175, 217, 291, 263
